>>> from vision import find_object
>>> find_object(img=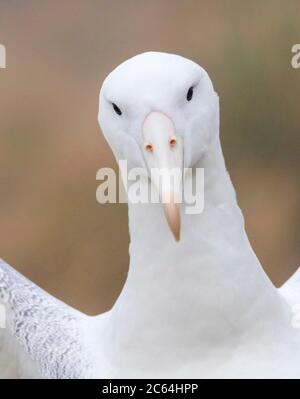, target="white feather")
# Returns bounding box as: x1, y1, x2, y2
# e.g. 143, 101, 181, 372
1, 52, 300, 378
